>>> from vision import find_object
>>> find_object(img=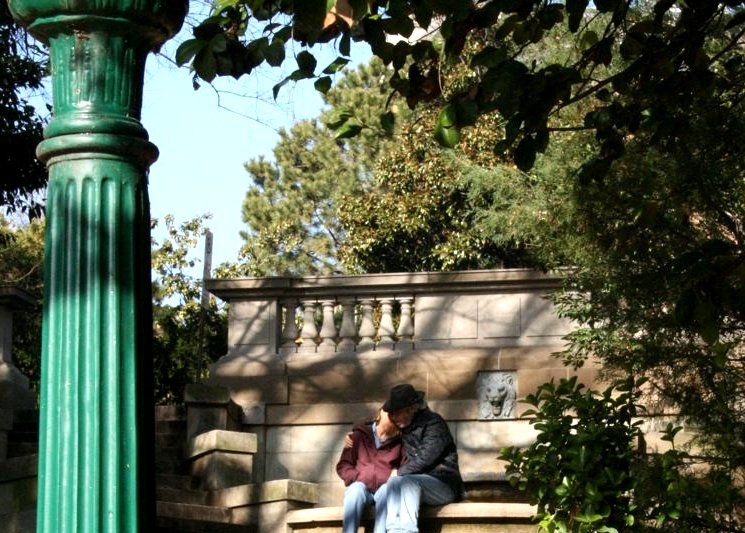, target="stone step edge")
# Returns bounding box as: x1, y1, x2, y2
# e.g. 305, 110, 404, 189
158, 478, 319, 509
287, 502, 537, 527
185, 429, 257, 460
156, 501, 233, 525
